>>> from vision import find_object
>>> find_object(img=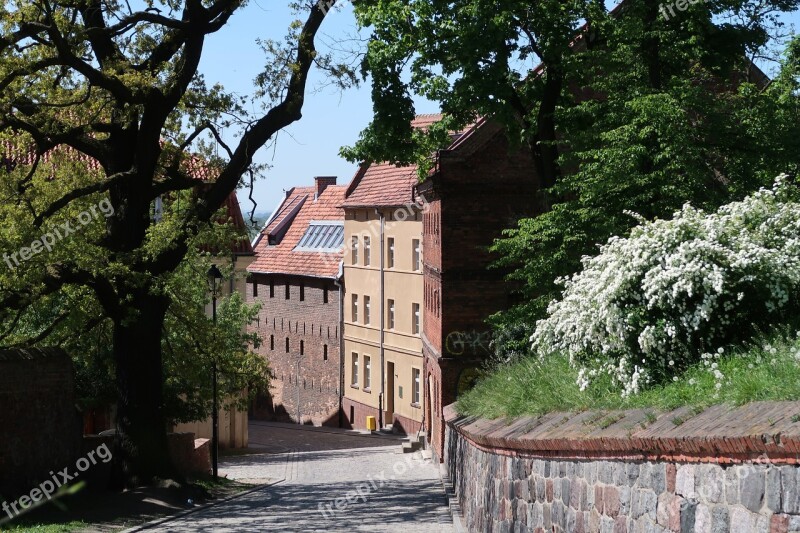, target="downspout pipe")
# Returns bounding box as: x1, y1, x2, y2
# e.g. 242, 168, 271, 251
334, 260, 345, 428
376, 208, 385, 430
